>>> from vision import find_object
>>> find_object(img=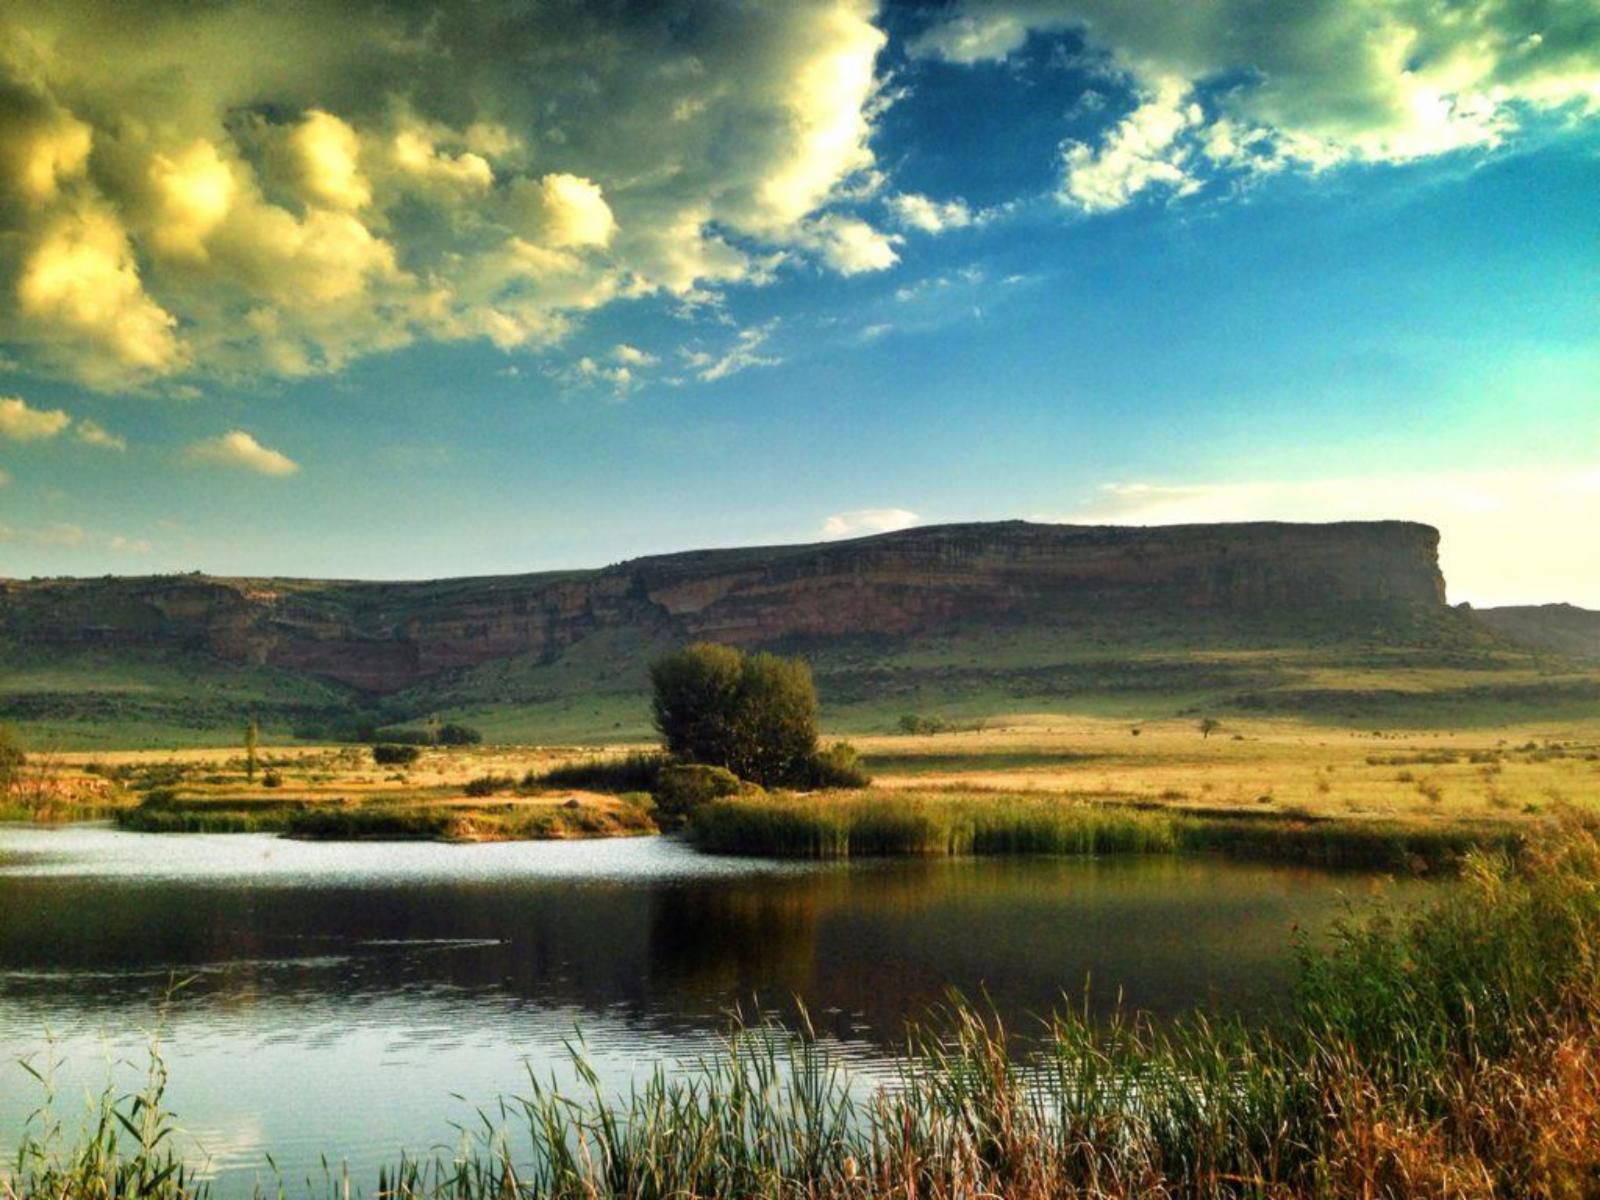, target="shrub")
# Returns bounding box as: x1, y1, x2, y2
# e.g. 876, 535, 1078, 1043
898, 714, 947, 735
437, 723, 484, 746
372, 743, 422, 766
464, 773, 516, 797
650, 643, 819, 786
797, 741, 871, 789
0, 723, 23, 790
261, 769, 283, 789
531, 752, 666, 793
654, 763, 741, 822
